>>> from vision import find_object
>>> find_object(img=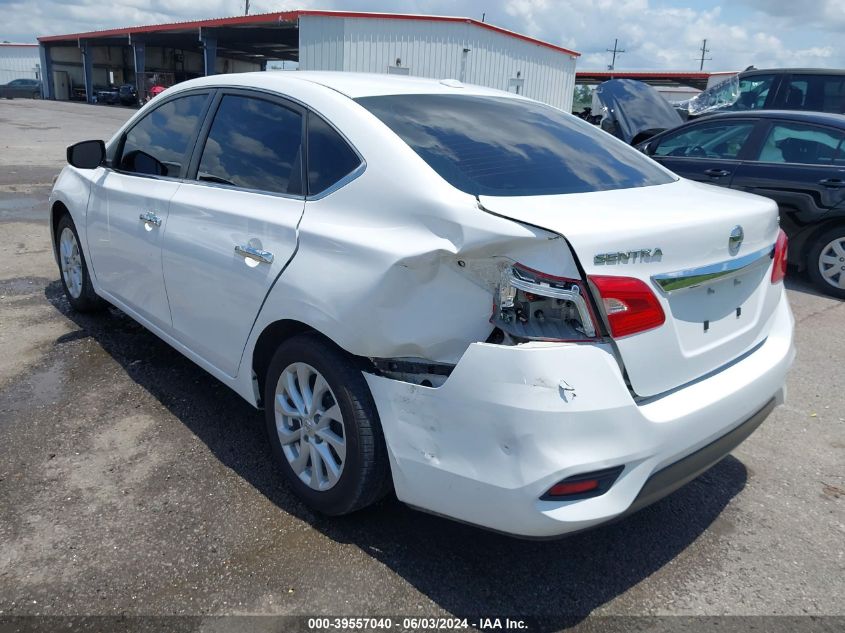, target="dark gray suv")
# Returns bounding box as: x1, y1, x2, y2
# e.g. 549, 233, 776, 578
685, 69, 845, 118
